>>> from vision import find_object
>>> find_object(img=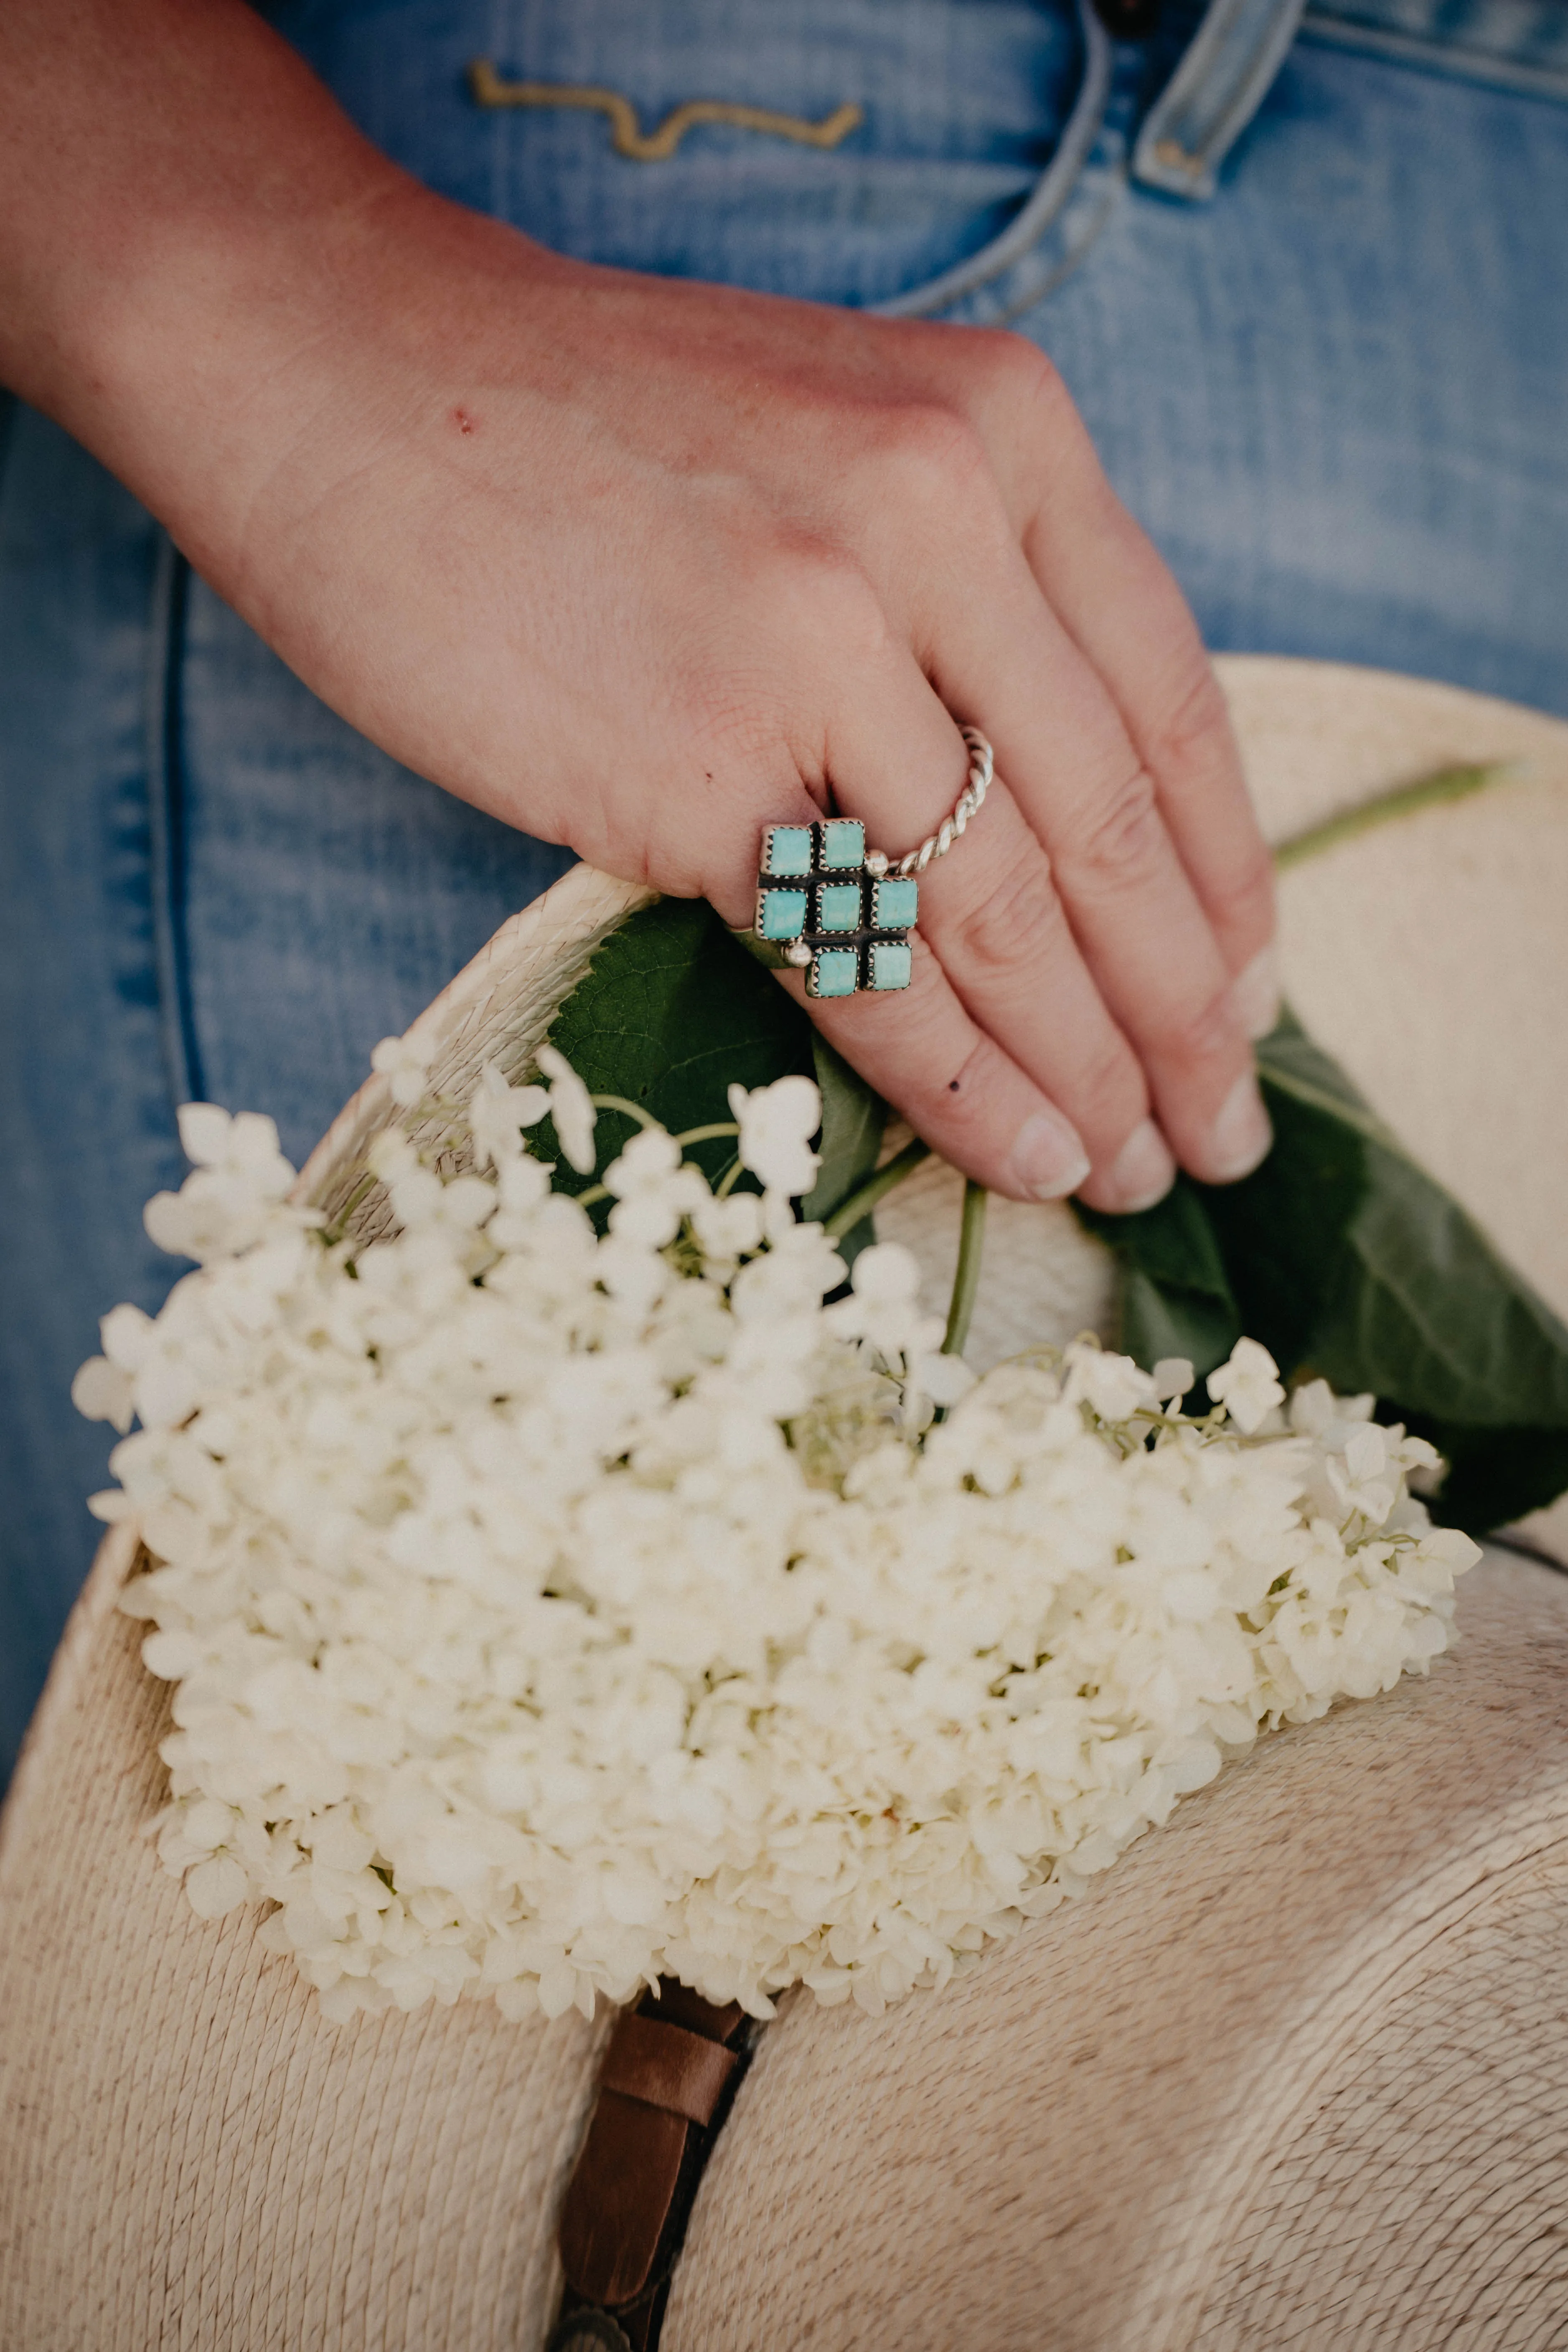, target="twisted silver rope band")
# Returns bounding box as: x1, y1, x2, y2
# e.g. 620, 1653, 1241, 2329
866, 726, 994, 879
